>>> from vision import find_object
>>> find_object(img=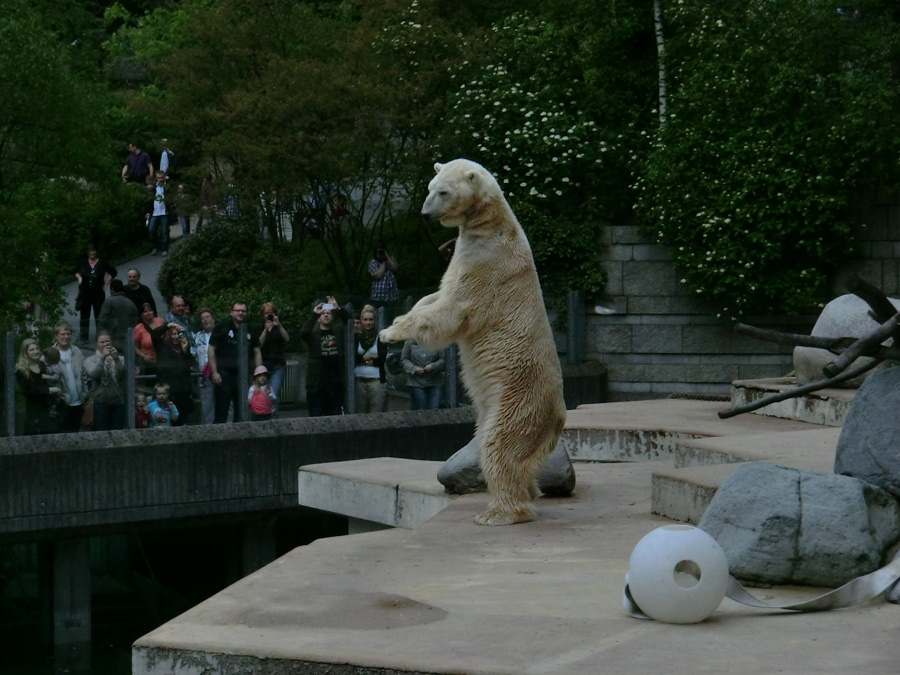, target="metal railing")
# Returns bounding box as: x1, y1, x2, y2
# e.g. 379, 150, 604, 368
3, 291, 585, 434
